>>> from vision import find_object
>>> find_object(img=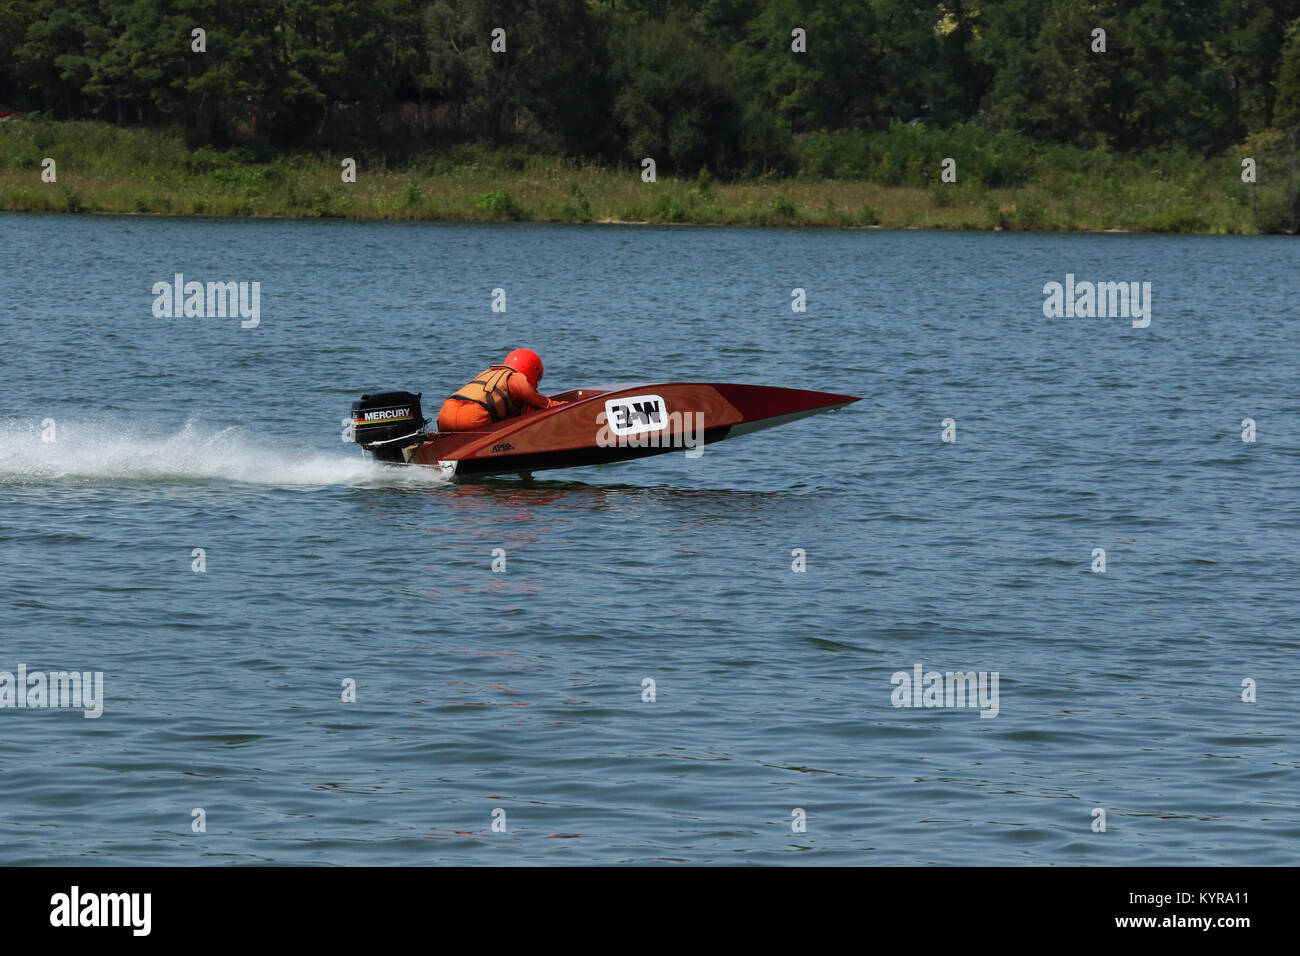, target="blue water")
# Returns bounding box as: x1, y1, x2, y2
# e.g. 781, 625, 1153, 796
1, 212, 1297, 864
